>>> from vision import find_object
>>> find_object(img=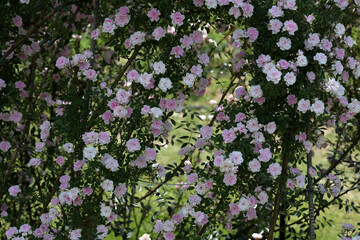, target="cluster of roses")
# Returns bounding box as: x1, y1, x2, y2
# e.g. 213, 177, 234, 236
2, 0, 360, 239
